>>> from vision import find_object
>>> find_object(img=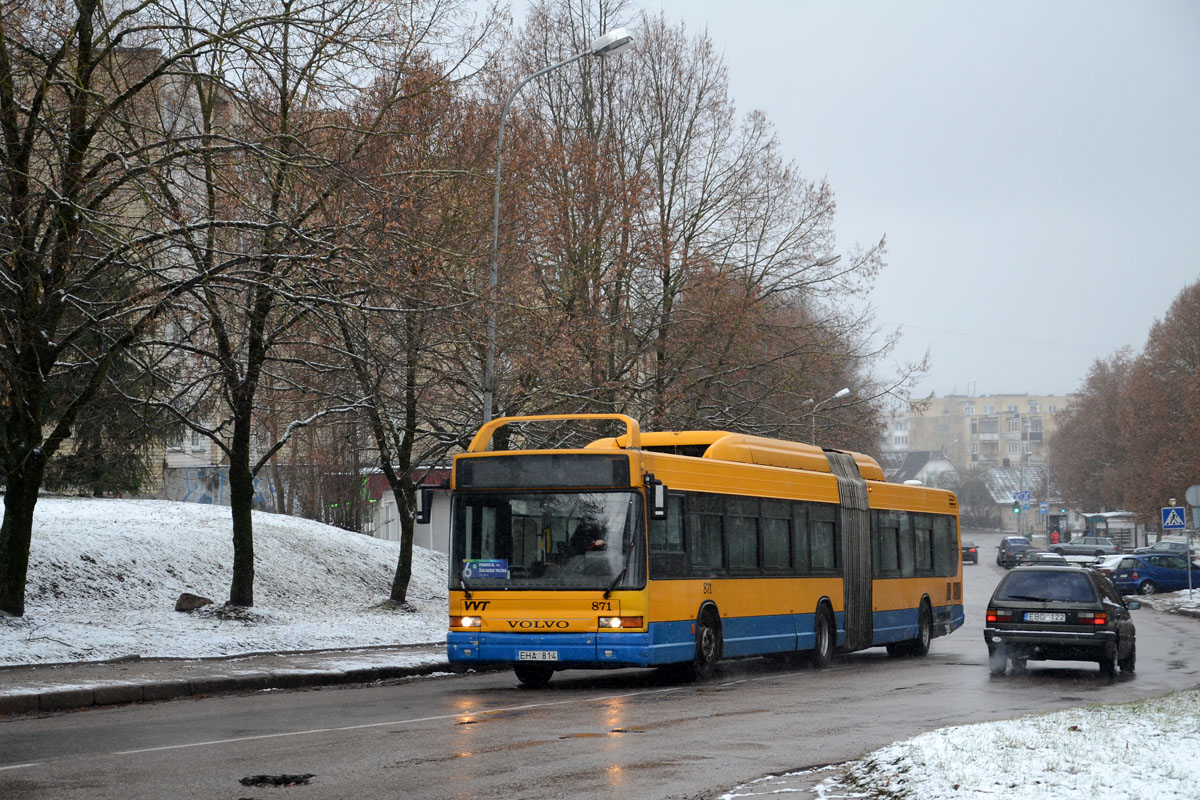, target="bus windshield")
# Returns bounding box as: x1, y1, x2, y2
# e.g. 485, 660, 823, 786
451, 491, 645, 591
